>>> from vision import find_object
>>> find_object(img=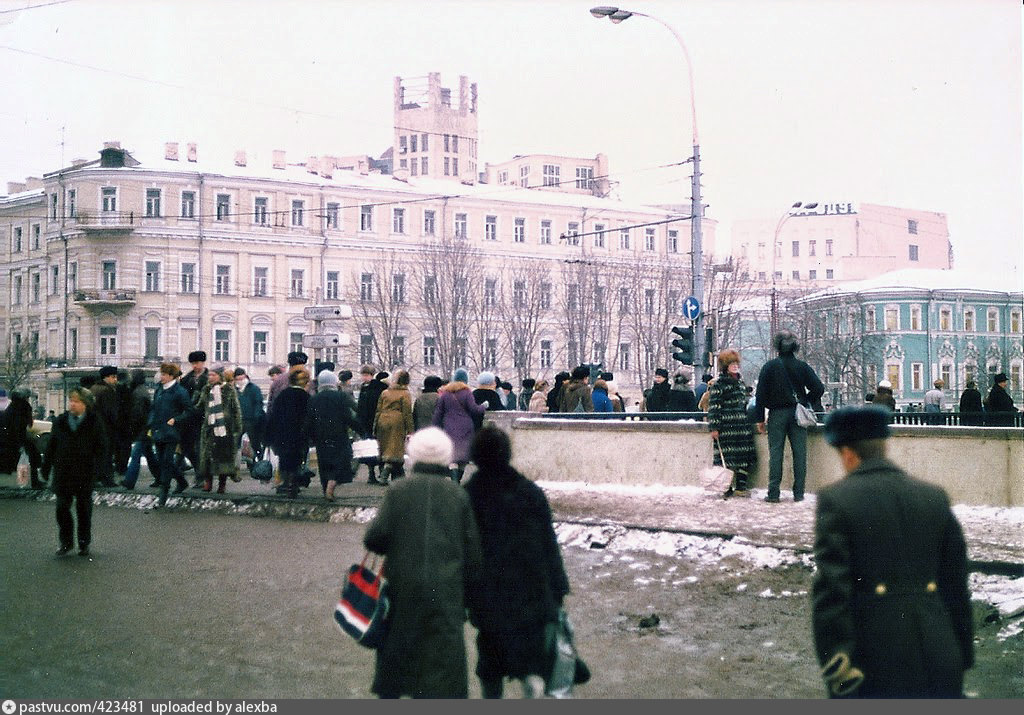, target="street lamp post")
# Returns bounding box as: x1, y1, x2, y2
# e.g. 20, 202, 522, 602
769, 201, 818, 339
590, 6, 706, 368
